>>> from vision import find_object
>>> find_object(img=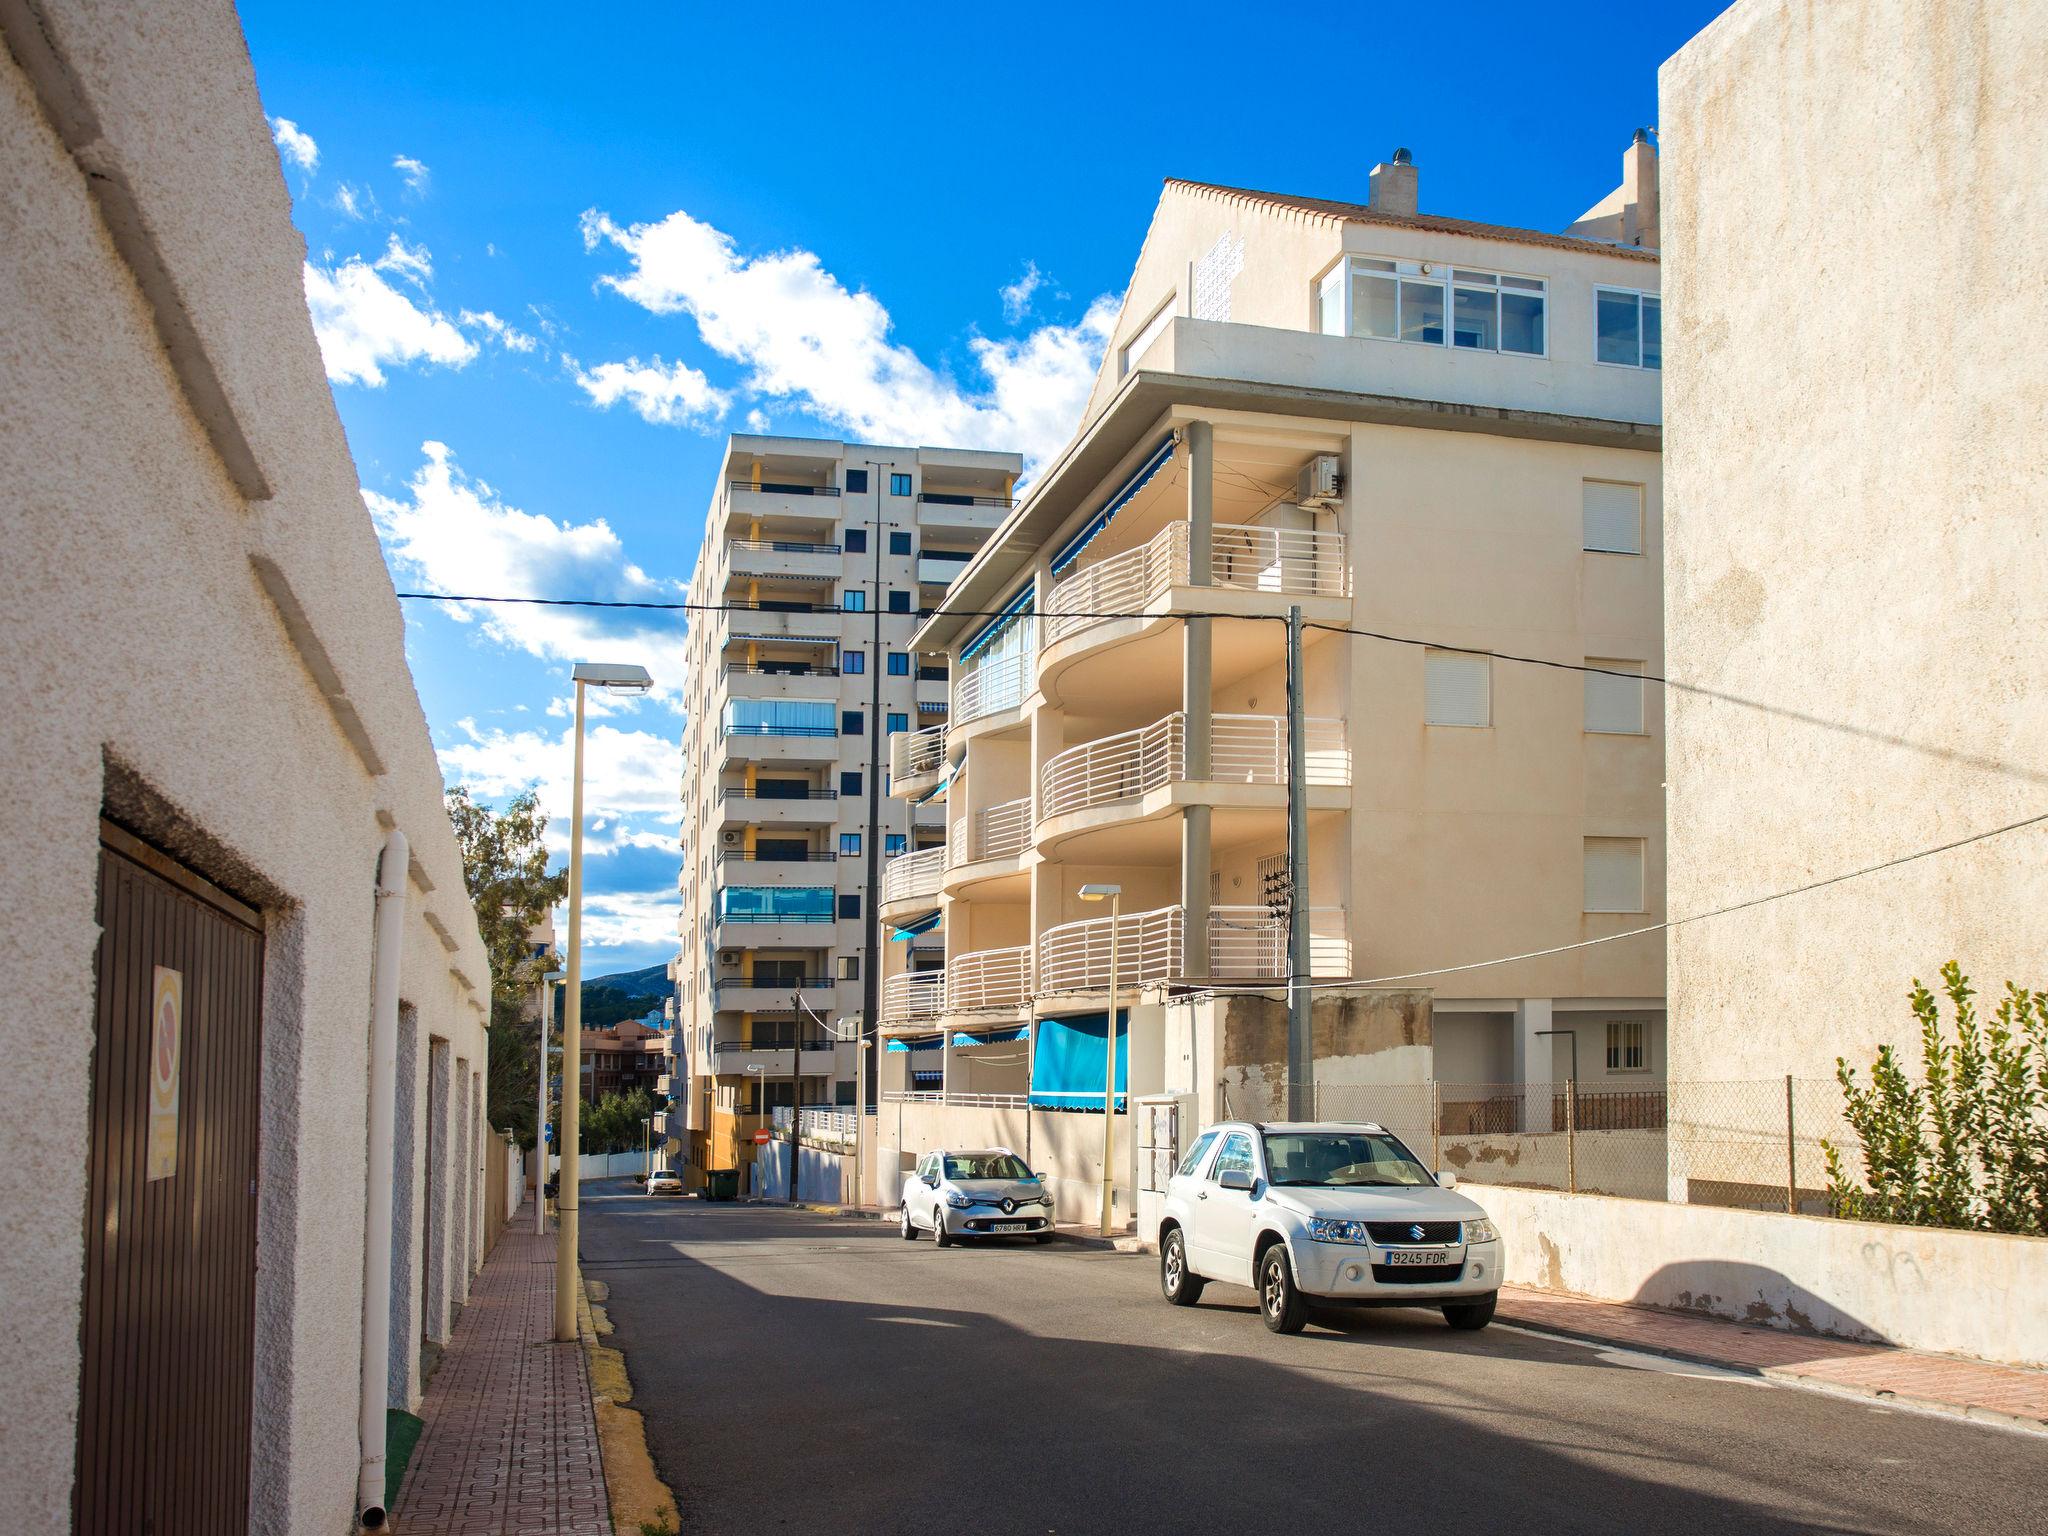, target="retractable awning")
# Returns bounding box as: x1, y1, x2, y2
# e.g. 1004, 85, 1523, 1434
951, 1025, 1028, 1047
889, 911, 943, 942
1047, 433, 1178, 577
